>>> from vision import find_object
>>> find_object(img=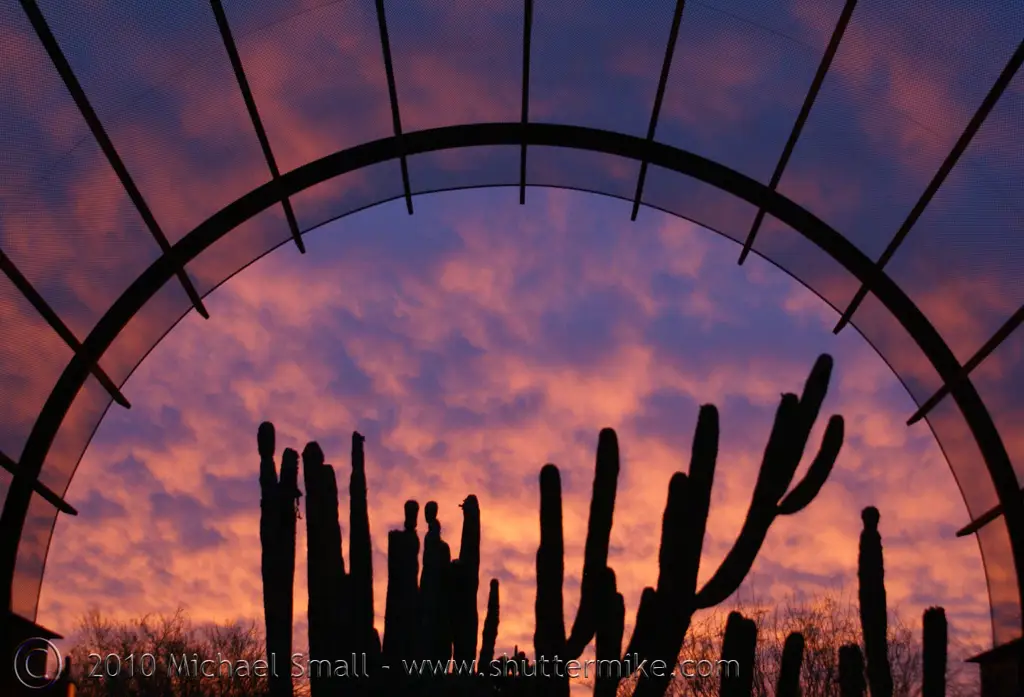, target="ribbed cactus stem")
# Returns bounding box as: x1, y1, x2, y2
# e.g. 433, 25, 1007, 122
776, 632, 804, 697
838, 644, 866, 697
720, 611, 757, 697
452, 495, 480, 666
535, 464, 568, 697
858, 506, 893, 697
479, 579, 500, 673
383, 500, 419, 665
593, 567, 625, 697
564, 429, 620, 659
258, 422, 294, 697
417, 502, 453, 665
349, 432, 376, 657
922, 607, 947, 697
